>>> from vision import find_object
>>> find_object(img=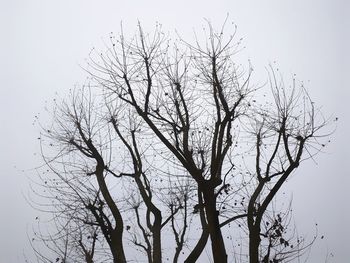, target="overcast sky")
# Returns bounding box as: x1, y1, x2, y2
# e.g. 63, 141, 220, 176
0, 0, 349, 262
